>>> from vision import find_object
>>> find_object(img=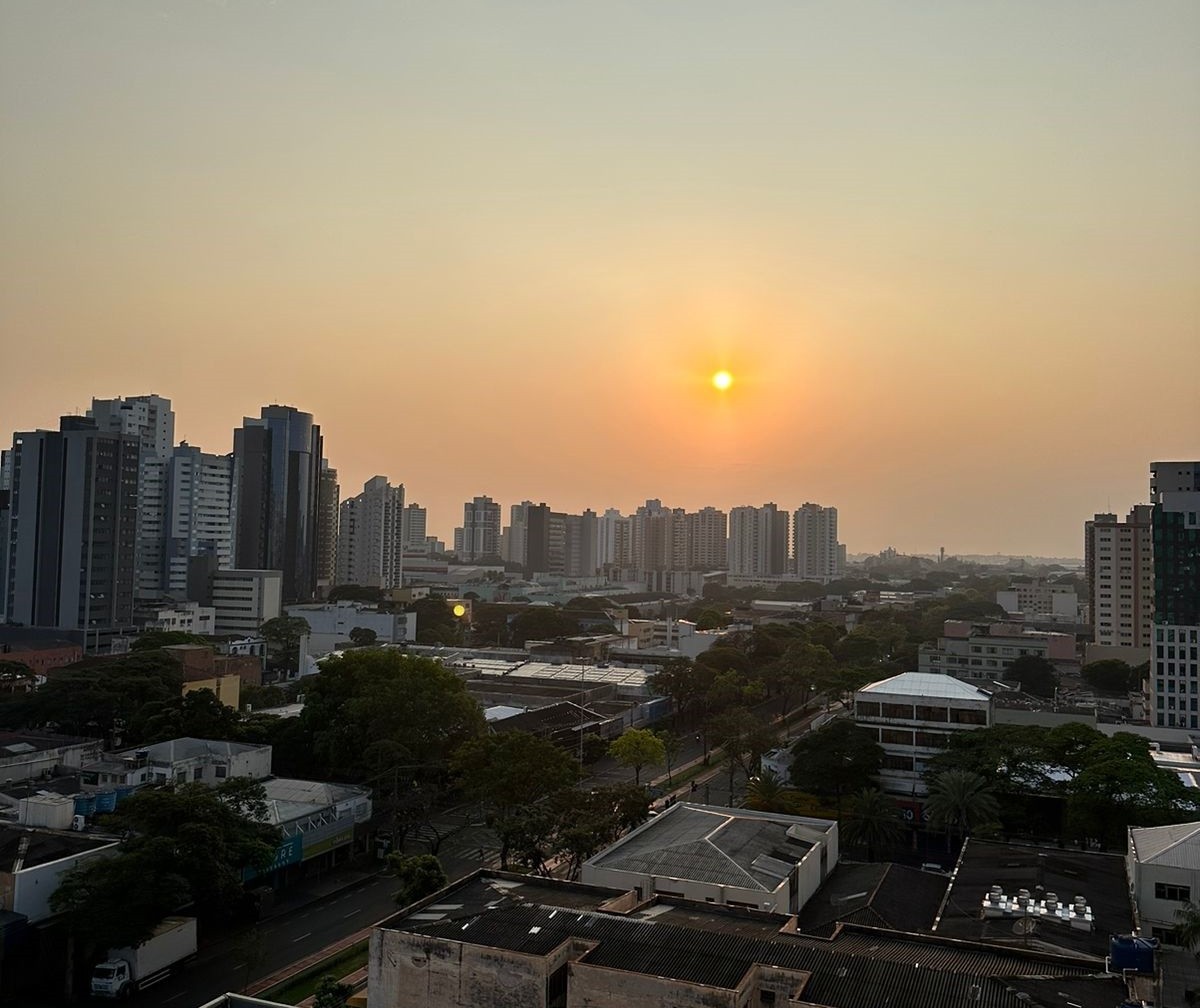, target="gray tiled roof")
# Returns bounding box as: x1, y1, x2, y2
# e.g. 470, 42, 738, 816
587, 803, 827, 891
